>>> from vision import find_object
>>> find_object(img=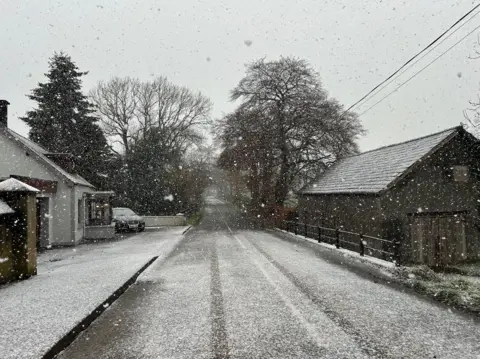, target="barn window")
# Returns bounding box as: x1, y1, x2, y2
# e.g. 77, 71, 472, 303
452, 166, 469, 182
